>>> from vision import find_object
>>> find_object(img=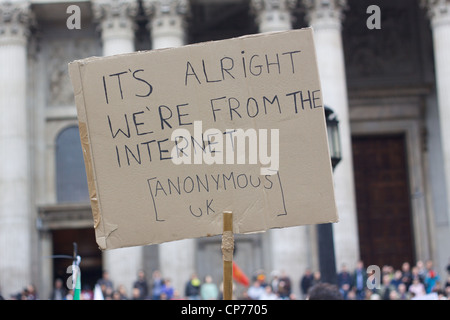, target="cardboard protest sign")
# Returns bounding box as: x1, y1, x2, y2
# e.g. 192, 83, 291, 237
69, 28, 338, 250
